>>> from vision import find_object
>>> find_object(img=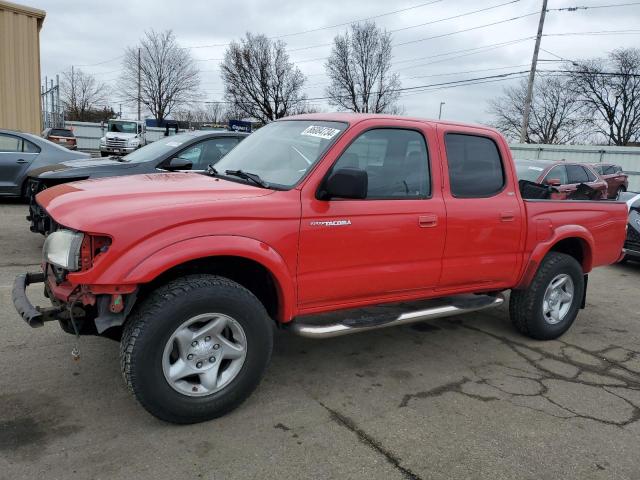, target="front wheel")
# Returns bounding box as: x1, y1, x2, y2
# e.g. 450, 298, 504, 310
509, 252, 584, 340
120, 275, 273, 424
